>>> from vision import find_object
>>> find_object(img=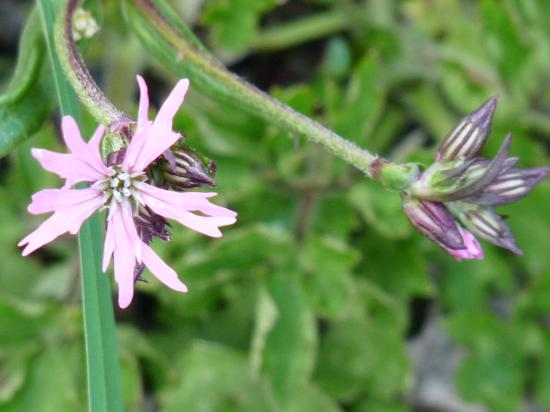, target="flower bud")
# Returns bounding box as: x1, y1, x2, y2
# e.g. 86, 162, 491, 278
134, 206, 170, 244
158, 144, 216, 190
437, 96, 497, 162
465, 166, 550, 206
448, 202, 522, 255
412, 134, 513, 202
72, 8, 100, 42
403, 196, 483, 260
